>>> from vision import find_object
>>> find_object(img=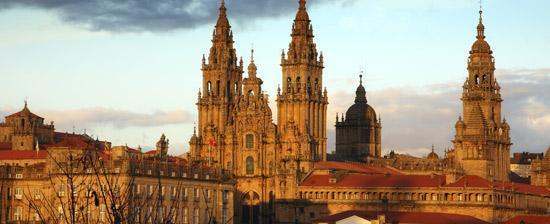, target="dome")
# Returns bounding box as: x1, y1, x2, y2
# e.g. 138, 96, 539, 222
345, 103, 377, 124
470, 39, 492, 54
427, 151, 439, 160
345, 75, 377, 124
427, 145, 439, 160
